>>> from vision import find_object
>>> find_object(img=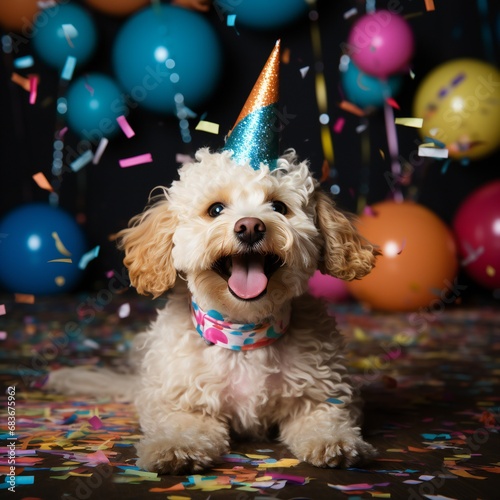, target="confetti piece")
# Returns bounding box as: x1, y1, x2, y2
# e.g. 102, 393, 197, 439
227, 14, 236, 26
356, 123, 368, 133
281, 47, 290, 64
52, 231, 72, 256
14, 55, 35, 68
395, 117, 423, 128
48, 258, 72, 263
92, 137, 109, 164
62, 23, 78, 47
32, 172, 53, 192
55, 276, 65, 286
176, 153, 194, 164
119, 154, 153, 168
14, 294, 35, 304
385, 97, 400, 109
78, 245, 100, 270
0, 305, 5, 315
118, 303, 130, 318
88, 416, 103, 430
61, 56, 77, 81
344, 7, 358, 18
424, 0, 436, 11
300, 66, 310, 78
11, 72, 30, 91
486, 265, 496, 277
70, 150, 94, 172
418, 146, 449, 158
339, 100, 365, 117
0, 332, 7, 340
333, 117, 345, 133
116, 115, 135, 138
195, 120, 220, 134
326, 396, 344, 405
